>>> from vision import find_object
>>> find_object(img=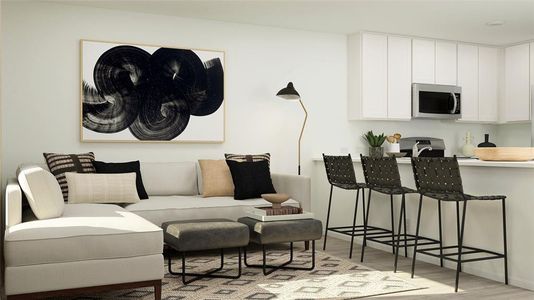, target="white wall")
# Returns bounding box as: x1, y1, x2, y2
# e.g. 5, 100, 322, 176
1, 2, 500, 180
1, 1, 350, 178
